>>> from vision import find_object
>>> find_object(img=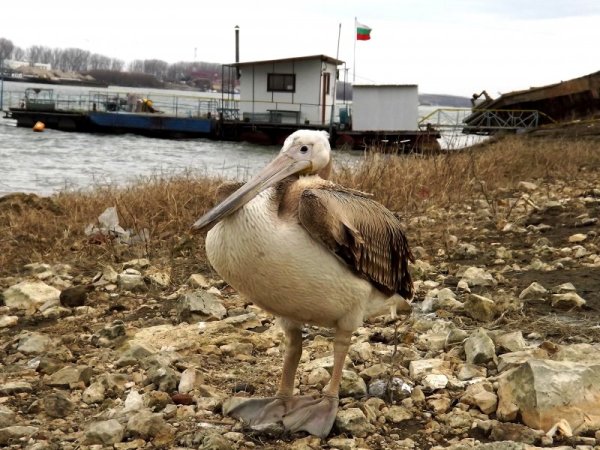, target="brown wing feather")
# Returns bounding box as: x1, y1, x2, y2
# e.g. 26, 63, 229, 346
298, 187, 414, 299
